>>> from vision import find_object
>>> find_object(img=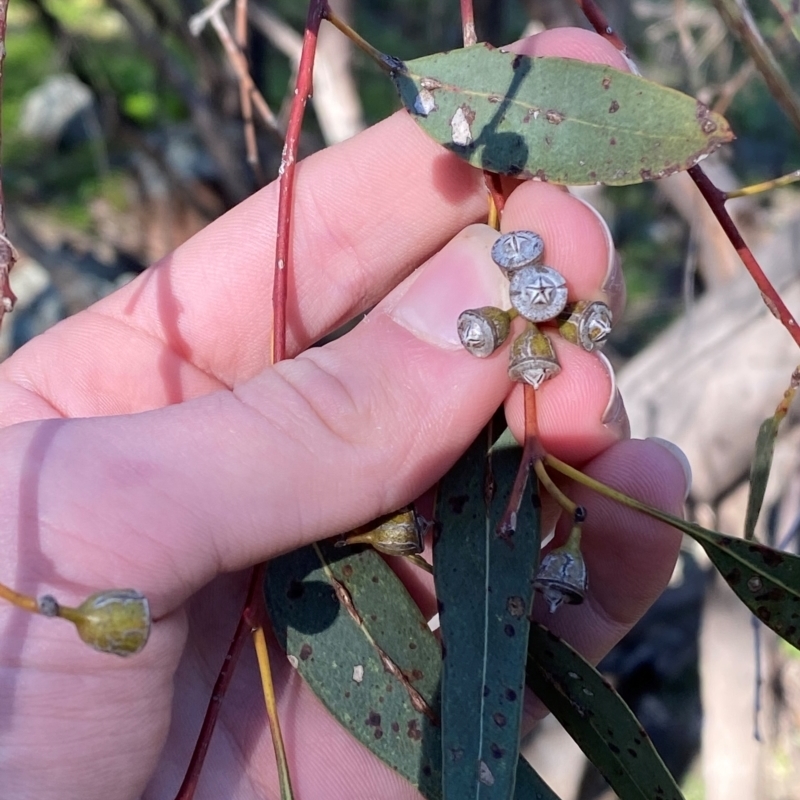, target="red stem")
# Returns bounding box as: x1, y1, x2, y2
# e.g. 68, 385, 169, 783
688, 165, 800, 345
571, 0, 628, 54
272, 0, 327, 364
460, 0, 477, 46
174, 565, 265, 800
